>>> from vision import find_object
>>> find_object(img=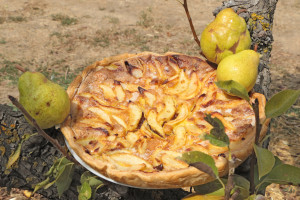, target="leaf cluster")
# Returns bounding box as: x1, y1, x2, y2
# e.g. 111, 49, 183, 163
33, 157, 103, 199
179, 86, 300, 199
33, 157, 75, 198
77, 171, 104, 200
